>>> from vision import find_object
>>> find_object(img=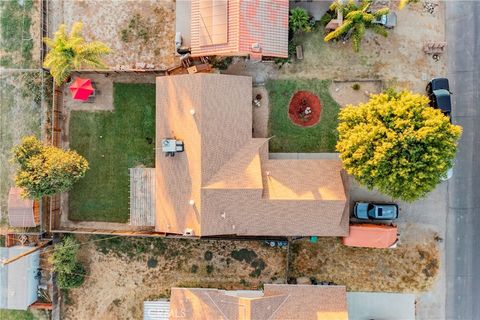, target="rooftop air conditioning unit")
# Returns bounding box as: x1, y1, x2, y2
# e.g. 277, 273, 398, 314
183, 228, 194, 236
